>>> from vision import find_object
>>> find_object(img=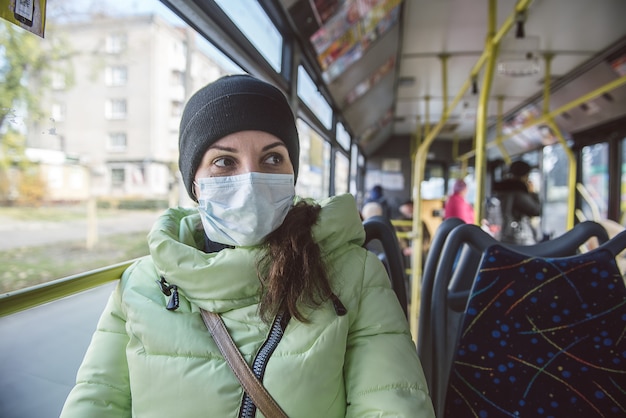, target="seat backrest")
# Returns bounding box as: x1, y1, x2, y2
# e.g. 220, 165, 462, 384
447, 220, 611, 292
429, 220, 611, 415
443, 230, 626, 417
416, 216, 465, 392
363, 215, 408, 318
